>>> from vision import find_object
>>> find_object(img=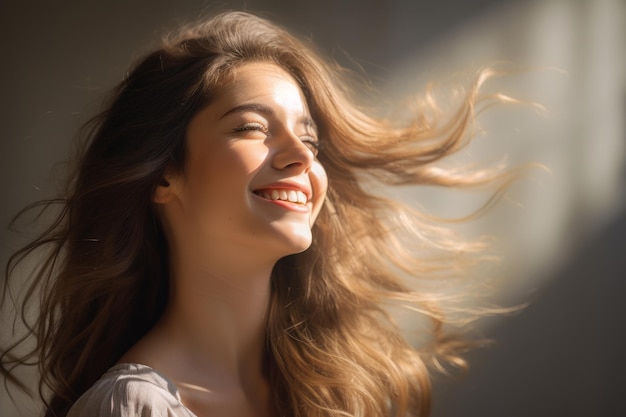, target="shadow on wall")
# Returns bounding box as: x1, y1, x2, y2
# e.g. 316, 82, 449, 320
432, 200, 626, 417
